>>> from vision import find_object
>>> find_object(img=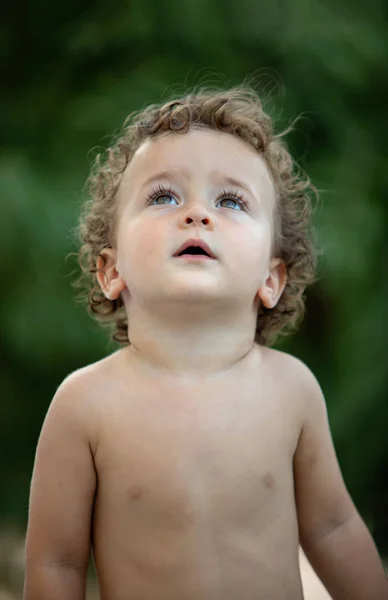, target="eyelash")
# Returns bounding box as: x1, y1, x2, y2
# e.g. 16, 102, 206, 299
145, 184, 249, 211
